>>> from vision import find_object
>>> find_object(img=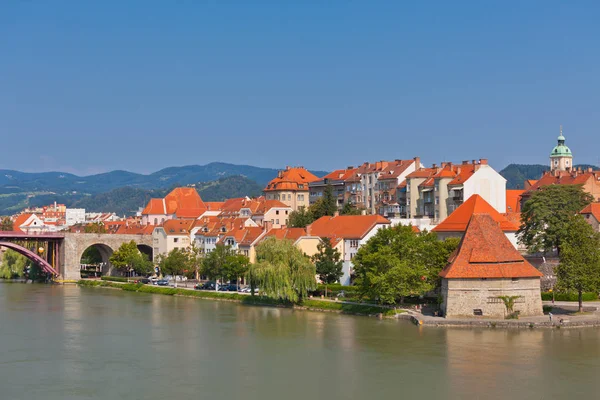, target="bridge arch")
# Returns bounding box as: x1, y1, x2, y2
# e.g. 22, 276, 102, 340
0, 241, 59, 276
79, 243, 114, 277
